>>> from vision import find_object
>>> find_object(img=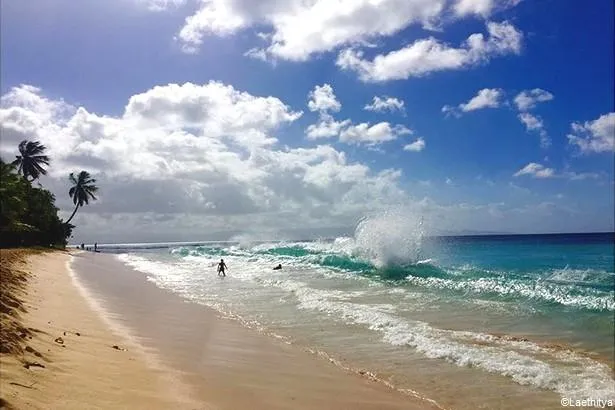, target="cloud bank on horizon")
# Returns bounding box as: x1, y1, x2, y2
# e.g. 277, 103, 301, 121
0, 0, 613, 242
